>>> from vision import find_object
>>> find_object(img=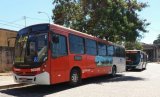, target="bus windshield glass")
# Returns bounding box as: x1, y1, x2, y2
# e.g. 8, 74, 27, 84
15, 33, 48, 63
15, 36, 27, 63
14, 24, 49, 68
126, 52, 140, 65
